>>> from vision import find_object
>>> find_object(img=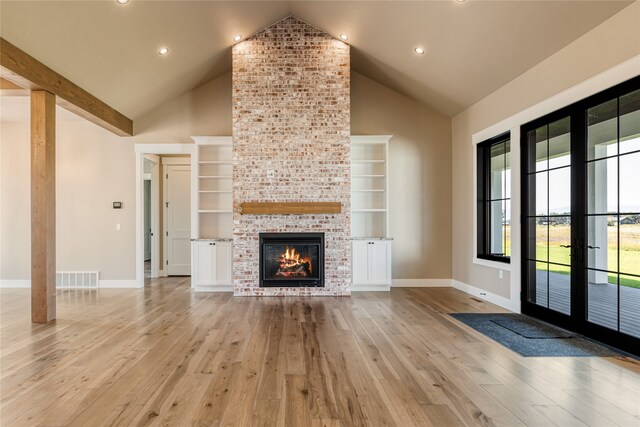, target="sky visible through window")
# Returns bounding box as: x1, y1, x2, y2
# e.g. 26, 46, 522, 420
535, 136, 640, 214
